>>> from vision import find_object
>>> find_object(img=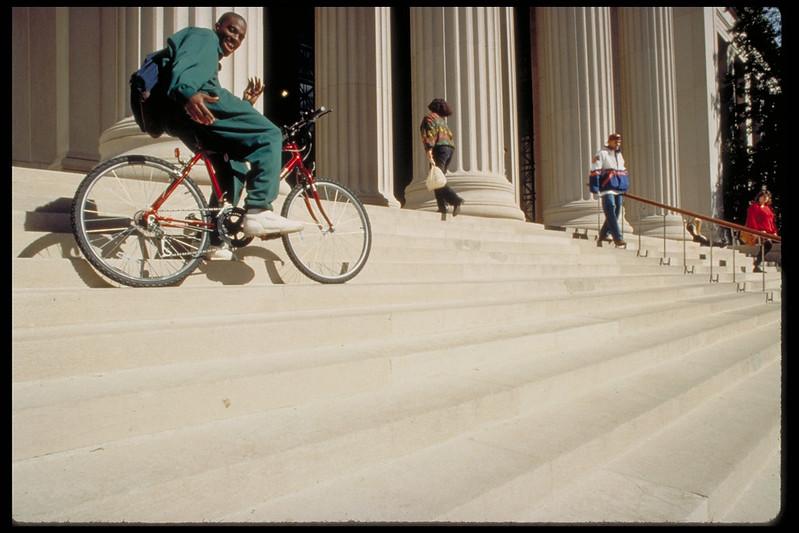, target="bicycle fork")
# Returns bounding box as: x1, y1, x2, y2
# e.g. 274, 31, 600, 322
300, 181, 335, 232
